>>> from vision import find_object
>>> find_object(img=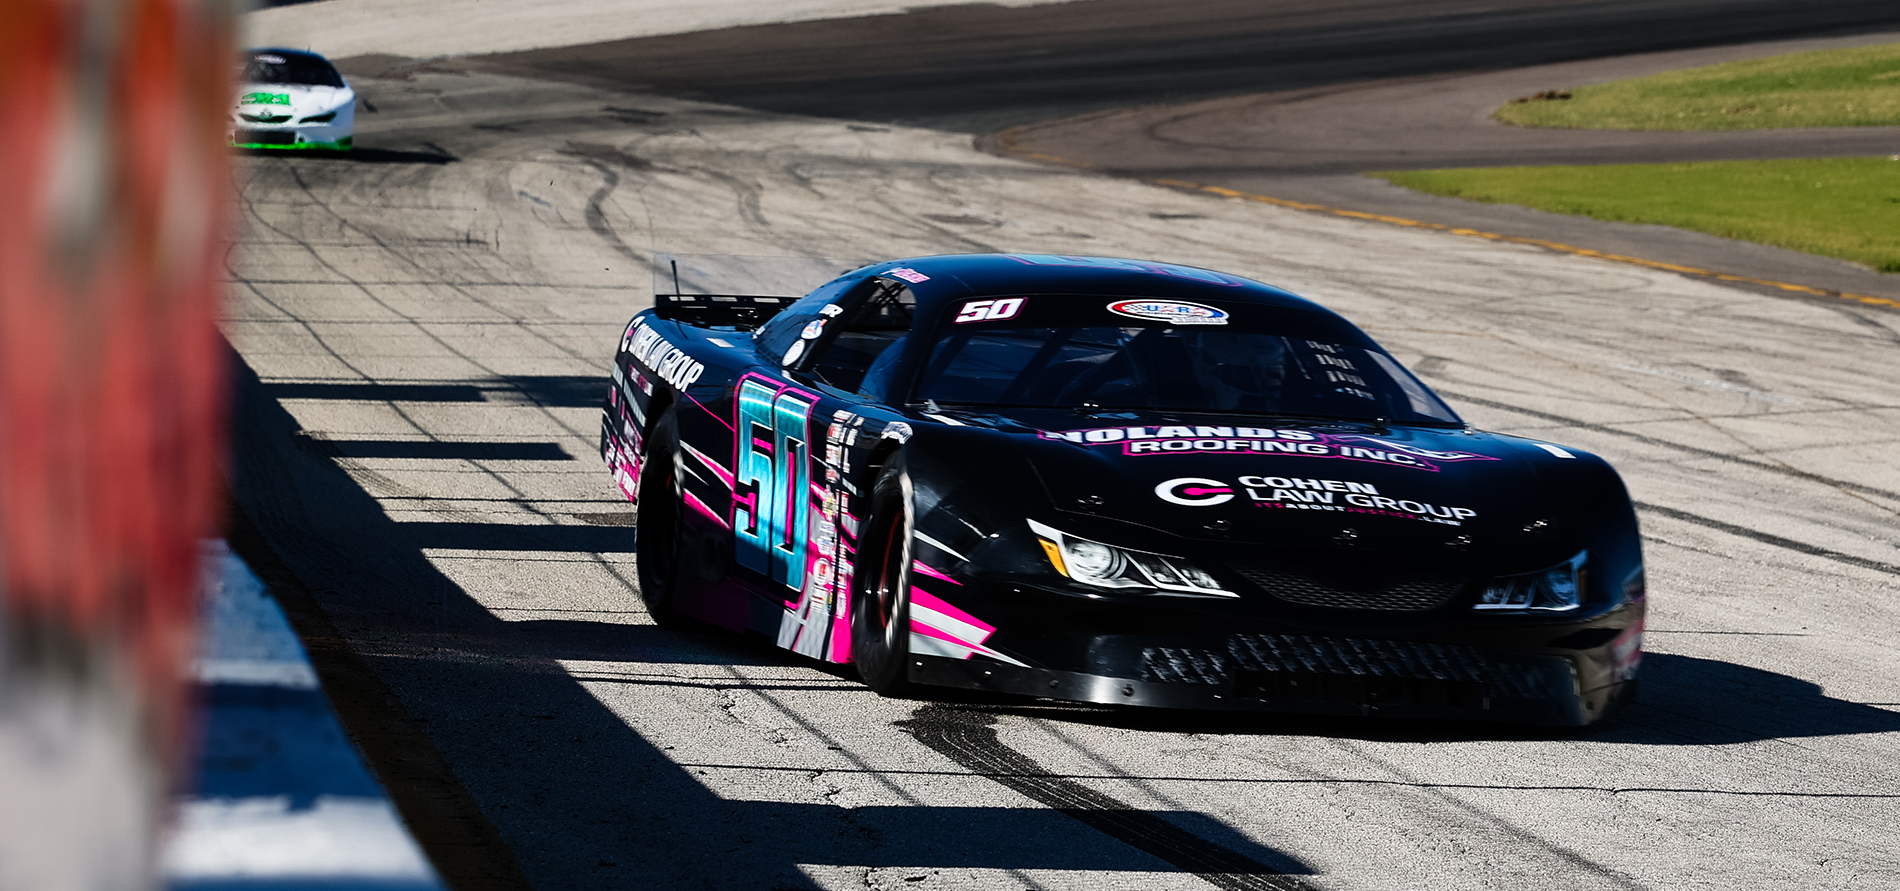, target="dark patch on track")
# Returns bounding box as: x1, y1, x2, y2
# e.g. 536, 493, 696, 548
456, 0, 1900, 132
899, 705, 1314, 890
